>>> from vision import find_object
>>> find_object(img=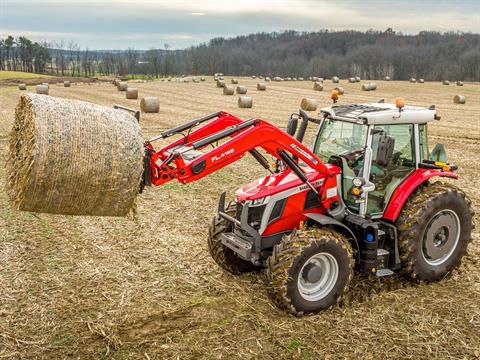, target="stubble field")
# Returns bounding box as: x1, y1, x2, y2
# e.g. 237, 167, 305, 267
0, 77, 479, 359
